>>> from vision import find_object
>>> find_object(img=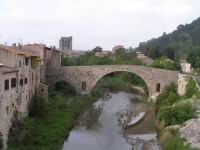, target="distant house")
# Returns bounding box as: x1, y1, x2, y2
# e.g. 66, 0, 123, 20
112, 45, 124, 54
136, 52, 153, 65
95, 51, 112, 57
62, 50, 86, 57
181, 63, 192, 73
